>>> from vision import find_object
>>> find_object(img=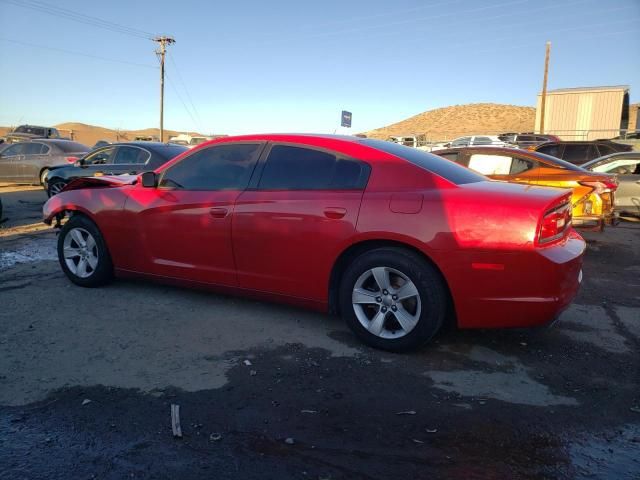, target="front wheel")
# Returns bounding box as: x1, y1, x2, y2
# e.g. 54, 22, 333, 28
339, 248, 447, 352
47, 179, 67, 197
57, 215, 114, 287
